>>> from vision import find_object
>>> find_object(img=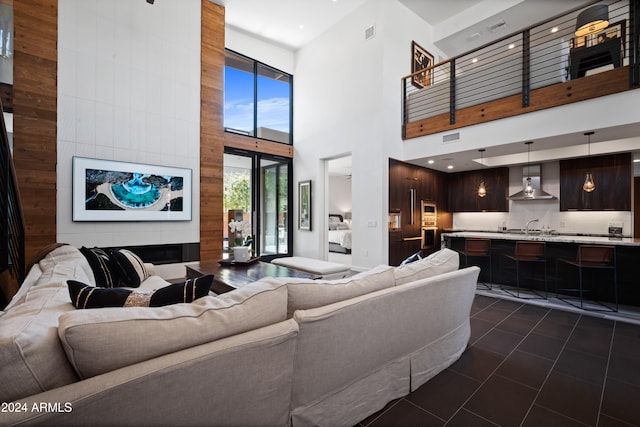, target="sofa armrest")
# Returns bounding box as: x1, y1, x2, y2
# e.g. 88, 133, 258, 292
2, 319, 299, 427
